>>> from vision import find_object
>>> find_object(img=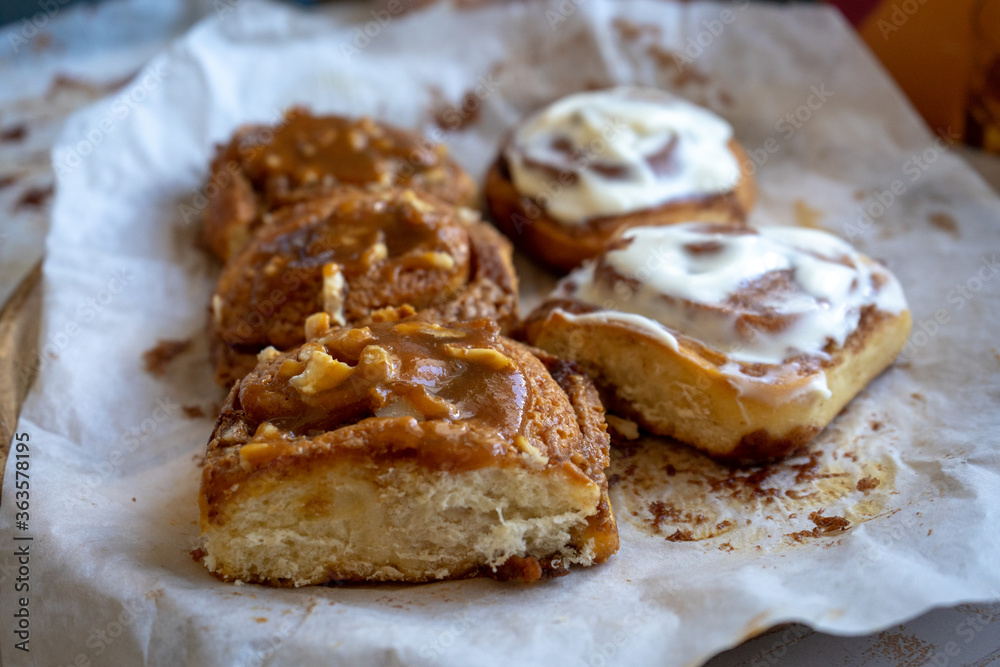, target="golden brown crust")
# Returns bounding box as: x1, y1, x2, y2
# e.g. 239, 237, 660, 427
484, 140, 756, 273
521, 299, 912, 464
199, 319, 618, 585
208, 187, 518, 386
202, 108, 477, 261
